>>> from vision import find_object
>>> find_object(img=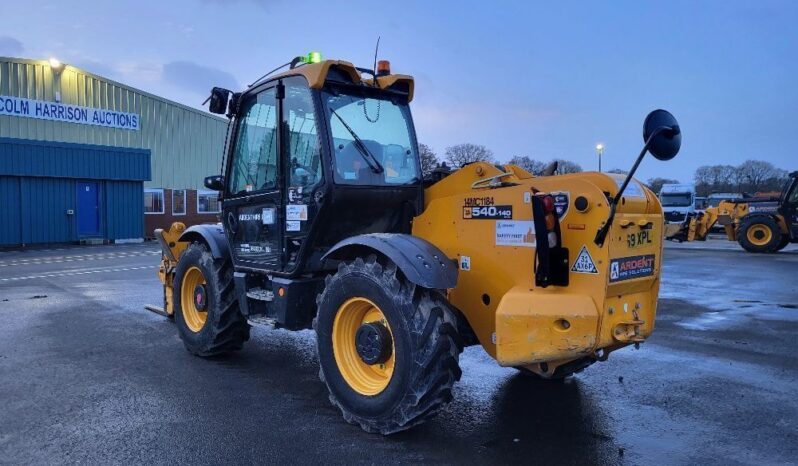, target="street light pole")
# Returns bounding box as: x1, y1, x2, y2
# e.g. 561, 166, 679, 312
595, 144, 604, 172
